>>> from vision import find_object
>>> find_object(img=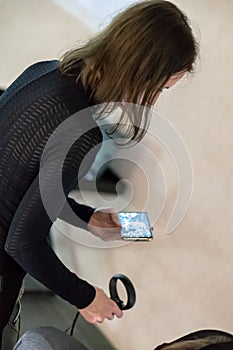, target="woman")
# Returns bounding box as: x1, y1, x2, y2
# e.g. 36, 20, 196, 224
0, 0, 198, 348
